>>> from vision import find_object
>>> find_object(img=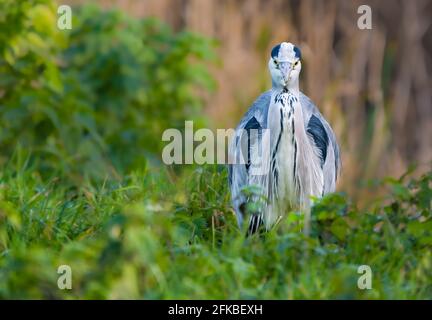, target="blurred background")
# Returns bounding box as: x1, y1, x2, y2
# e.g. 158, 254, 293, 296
69, 0, 432, 200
